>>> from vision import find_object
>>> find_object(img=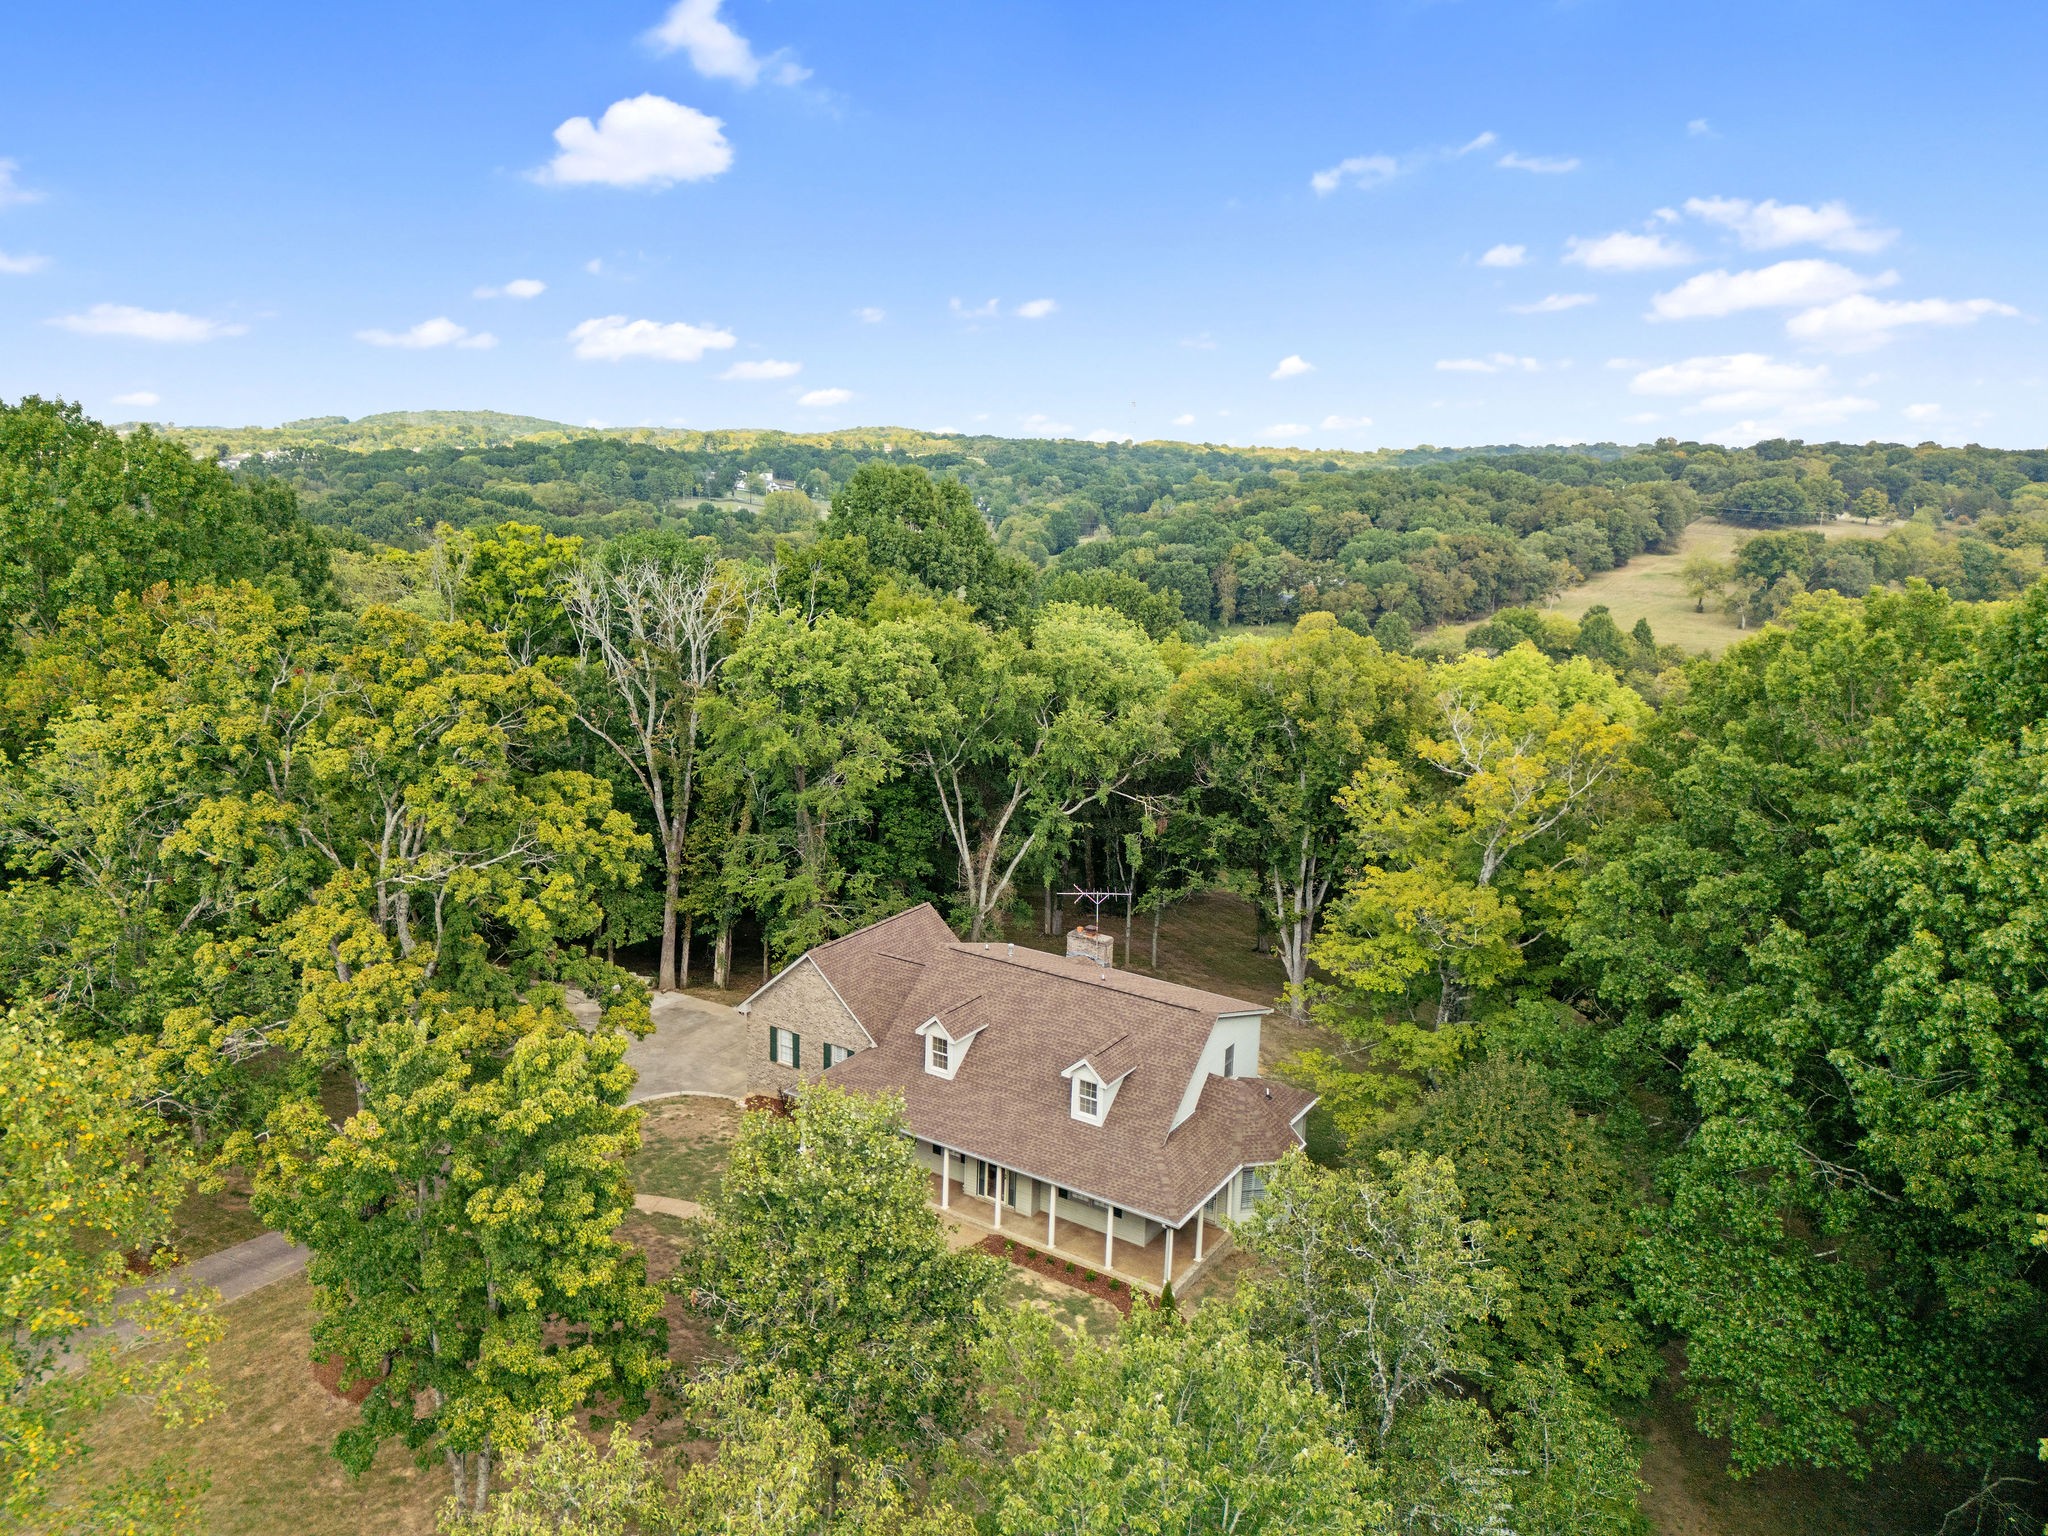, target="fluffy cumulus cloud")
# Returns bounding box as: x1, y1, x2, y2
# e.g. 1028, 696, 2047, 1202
51, 304, 247, 342
1904, 402, 1943, 421
112, 390, 160, 408
798, 387, 852, 407
474, 278, 546, 300
1270, 354, 1314, 380
1785, 294, 2019, 351
855, 306, 885, 323
720, 358, 801, 380
644, 0, 809, 86
1083, 429, 1126, 444
1264, 423, 1311, 438
1015, 298, 1058, 319
1564, 231, 1695, 271
537, 95, 732, 188
0, 249, 48, 275
1319, 413, 1372, 430
569, 314, 736, 362
1649, 259, 1895, 320
1684, 196, 1896, 253
1498, 151, 1579, 174
1436, 353, 1540, 374
1509, 293, 1596, 314
1311, 154, 1399, 194
1171, 412, 1197, 426
950, 297, 999, 320
1628, 353, 1877, 437
1478, 243, 1526, 268
1021, 413, 1075, 437
357, 317, 496, 350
